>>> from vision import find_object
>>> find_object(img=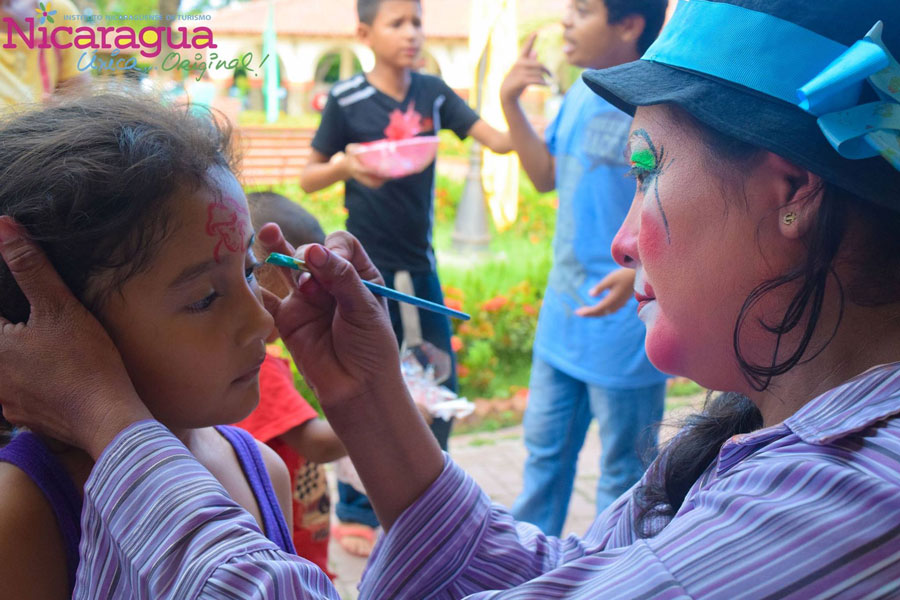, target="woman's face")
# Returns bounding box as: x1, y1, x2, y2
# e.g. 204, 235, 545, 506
96, 168, 274, 430
611, 106, 799, 393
